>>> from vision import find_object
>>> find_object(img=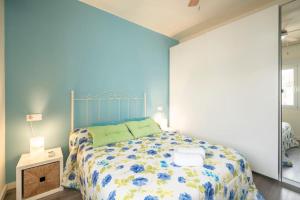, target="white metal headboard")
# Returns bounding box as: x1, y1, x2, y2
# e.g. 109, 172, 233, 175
70, 90, 147, 132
